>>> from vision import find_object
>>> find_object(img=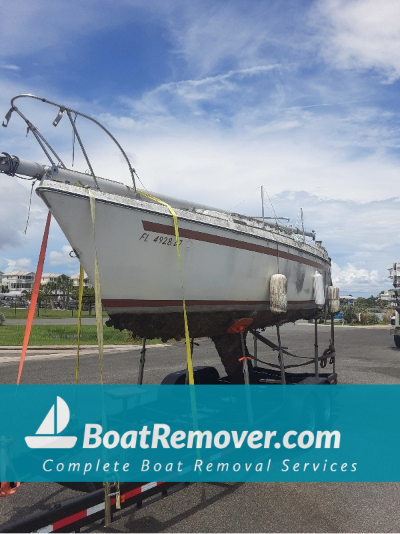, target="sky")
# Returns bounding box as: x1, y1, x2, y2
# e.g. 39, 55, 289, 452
1, 0, 400, 297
